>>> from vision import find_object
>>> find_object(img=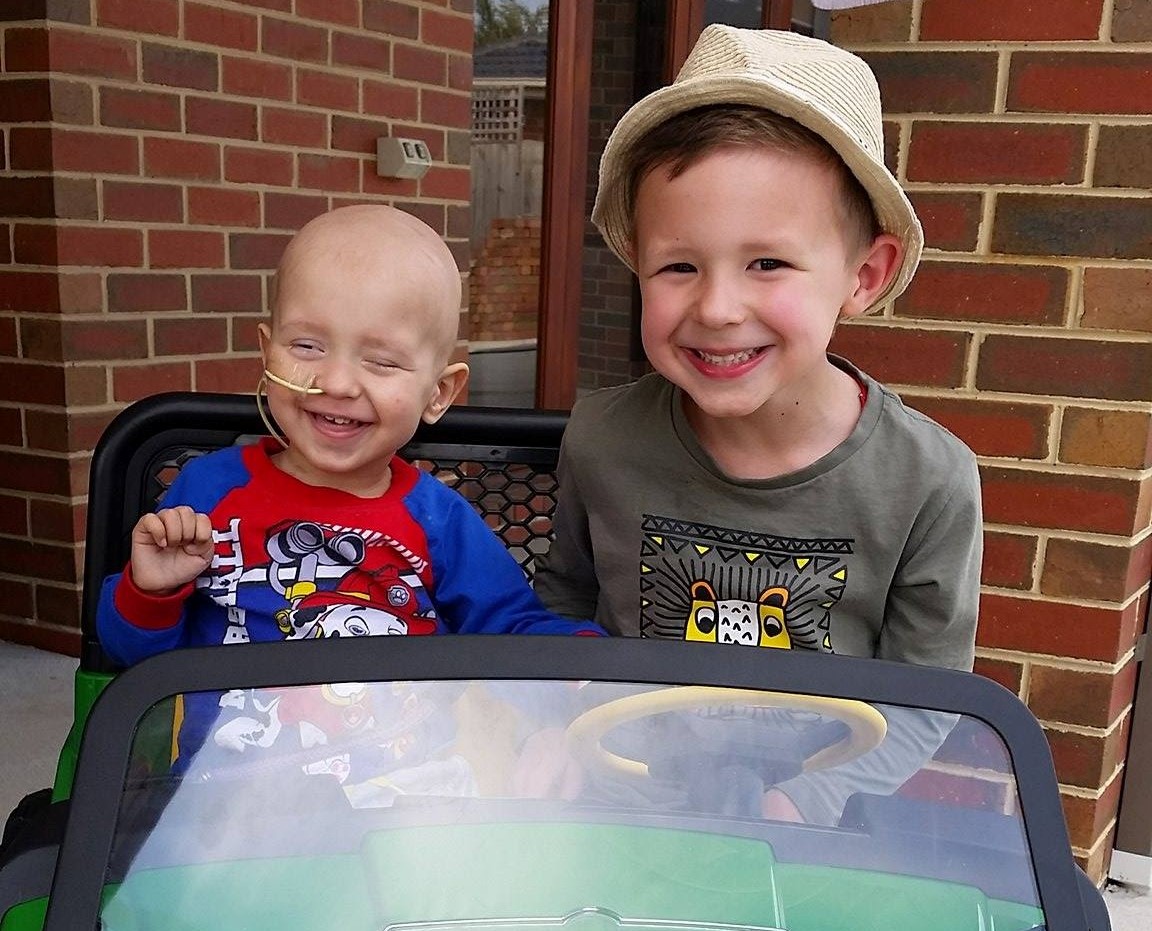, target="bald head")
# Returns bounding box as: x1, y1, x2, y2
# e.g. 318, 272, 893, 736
272, 205, 463, 361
